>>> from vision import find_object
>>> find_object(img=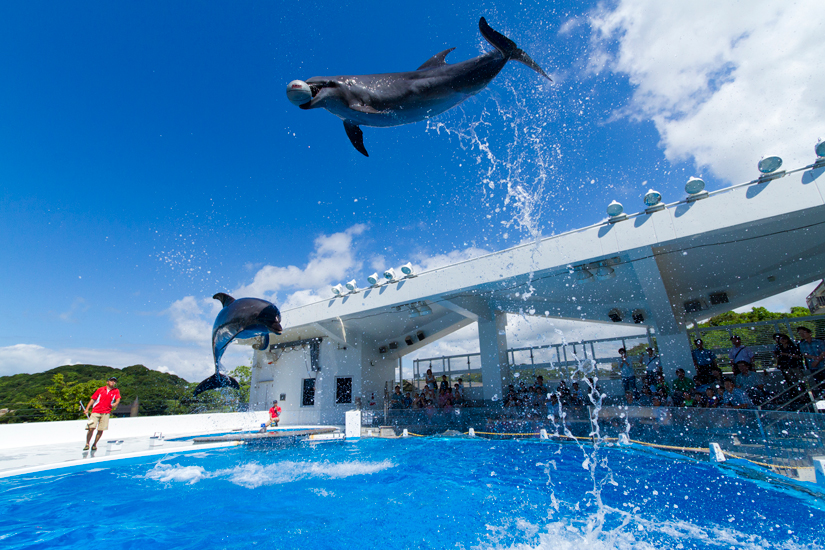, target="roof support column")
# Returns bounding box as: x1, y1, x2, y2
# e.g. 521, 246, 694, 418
635, 255, 694, 379
477, 310, 510, 401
